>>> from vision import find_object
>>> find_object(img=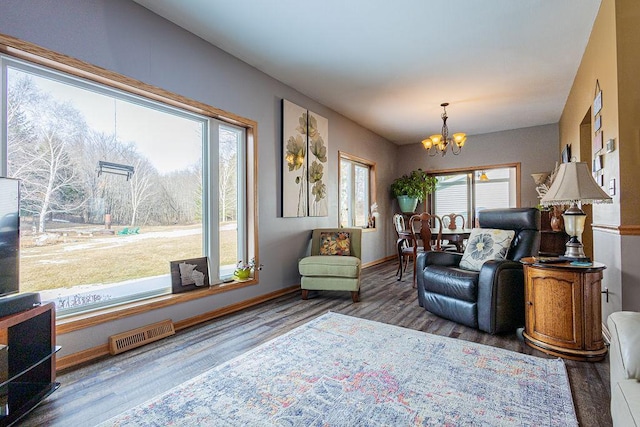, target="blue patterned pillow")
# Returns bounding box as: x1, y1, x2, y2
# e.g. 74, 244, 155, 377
459, 228, 515, 271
